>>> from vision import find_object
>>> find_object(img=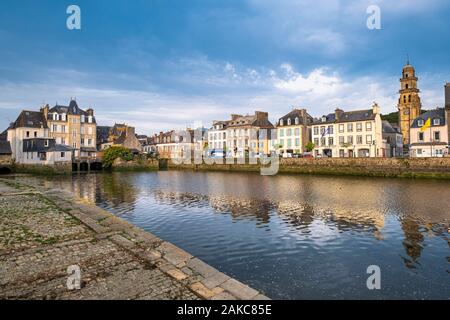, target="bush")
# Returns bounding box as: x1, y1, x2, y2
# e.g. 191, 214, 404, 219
102, 146, 134, 168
